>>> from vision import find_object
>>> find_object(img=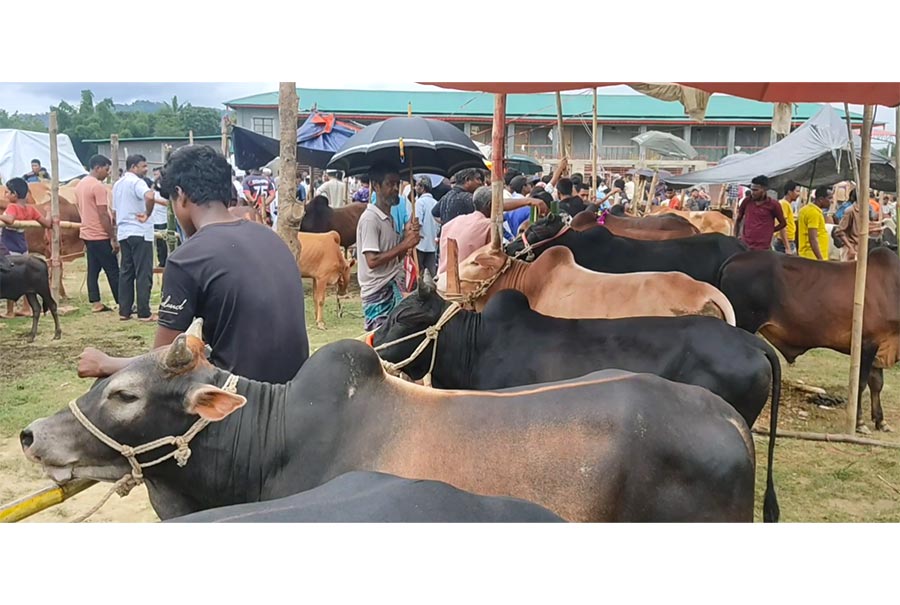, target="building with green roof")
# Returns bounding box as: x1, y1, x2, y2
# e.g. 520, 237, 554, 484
224, 87, 866, 168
